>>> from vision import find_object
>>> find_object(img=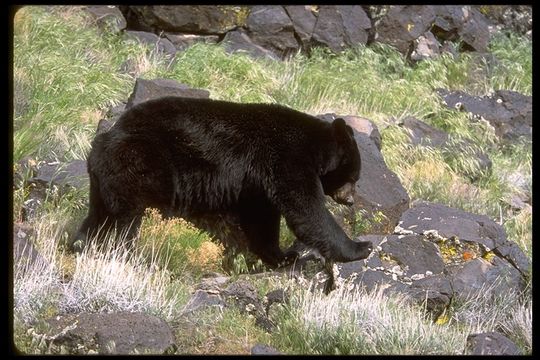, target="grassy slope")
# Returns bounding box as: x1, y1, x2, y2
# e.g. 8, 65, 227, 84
13, 6, 532, 355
